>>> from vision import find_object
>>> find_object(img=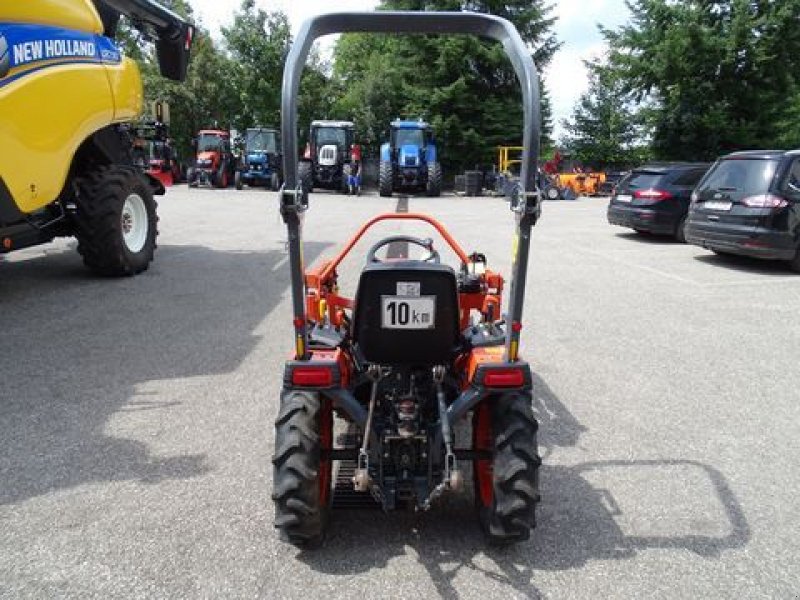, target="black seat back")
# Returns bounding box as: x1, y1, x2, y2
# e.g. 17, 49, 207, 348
352, 261, 459, 365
